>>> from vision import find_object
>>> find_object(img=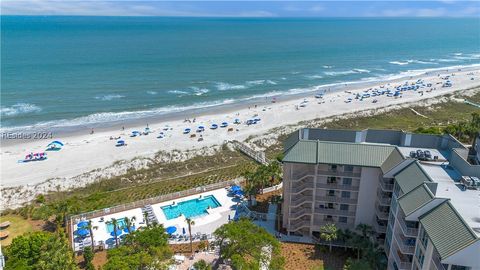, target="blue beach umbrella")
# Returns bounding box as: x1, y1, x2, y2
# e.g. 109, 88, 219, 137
76, 228, 89, 237
231, 185, 241, 192
105, 238, 116, 246
77, 221, 88, 228
166, 226, 177, 235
